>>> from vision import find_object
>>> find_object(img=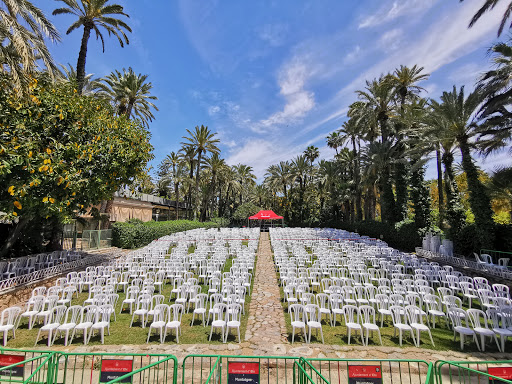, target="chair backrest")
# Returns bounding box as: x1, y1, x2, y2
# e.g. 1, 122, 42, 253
305, 304, 321, 322
405, 305, 424, 325
64, 305, 82, 325
448, 307, 468, 328
152, 304, 168, 322
289, 304, 306, 323
343, 305, 360, 324
169, 304, 184, 322
359, 305, 376, 324
211, 303, 226, 322
226, 304, 242, 322
467, 309, 490, 329
97, 305, 113, 323
52, 305, 68, 324
390, 305, 406, 325
80, 305, 99, 323
195, 294, 208, 309
444, 295, 462, 308
0, 307, 21, 326
486, 308, 504, 329
45, 295, 59, 310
